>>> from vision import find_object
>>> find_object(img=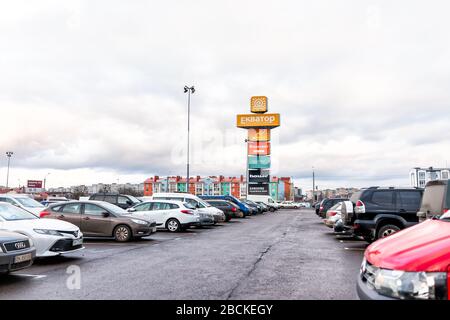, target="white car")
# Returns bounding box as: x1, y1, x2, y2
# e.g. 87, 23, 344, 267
0, 194, 46, 216
0, 203, 84, 257
279, 201, 300, 209
128, 200, 201, 232
152, 193, 225, 223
